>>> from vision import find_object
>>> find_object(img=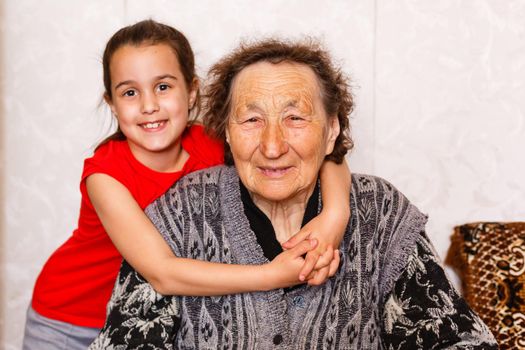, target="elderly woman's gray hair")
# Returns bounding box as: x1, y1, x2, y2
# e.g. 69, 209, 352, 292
203, 38, 354, 165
